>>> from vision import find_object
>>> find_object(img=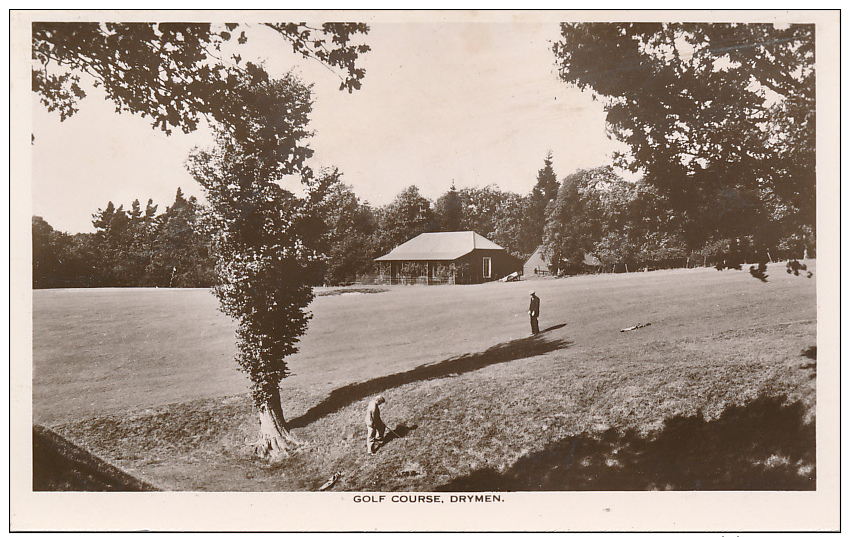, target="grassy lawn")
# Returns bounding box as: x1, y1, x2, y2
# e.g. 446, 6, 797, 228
33, 262, 817, 491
